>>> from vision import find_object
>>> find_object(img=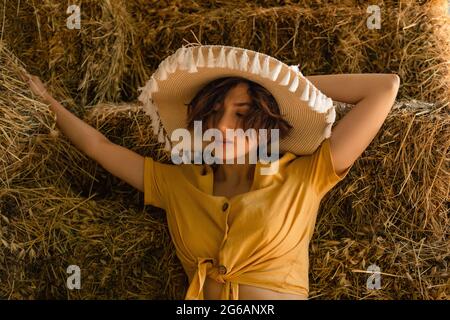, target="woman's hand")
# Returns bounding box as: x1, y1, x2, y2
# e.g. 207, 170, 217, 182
19, 70, 52, 102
